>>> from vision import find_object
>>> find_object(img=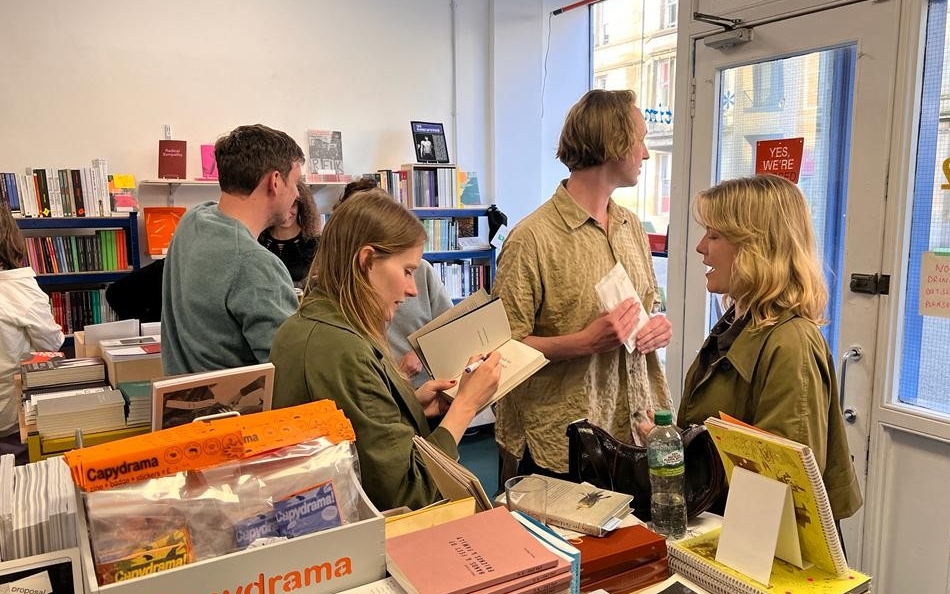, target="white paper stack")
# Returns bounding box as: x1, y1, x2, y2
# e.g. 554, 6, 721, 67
35, 389, 126, 440
0, 454, 14, 560
8, 457, 77, 560
126, 393, 152, 426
